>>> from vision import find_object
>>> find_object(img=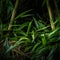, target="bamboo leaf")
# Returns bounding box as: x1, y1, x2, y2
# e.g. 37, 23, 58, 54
48, 28, 60, 38
31, 30, 35, 42
15, 9, 32, 19
33, 17, 39, 29
47, 46, 57, 59
27, 21, 32, 34
24, 46, 32, 52
32, 42, 41, 52
41, 34, 47, 46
